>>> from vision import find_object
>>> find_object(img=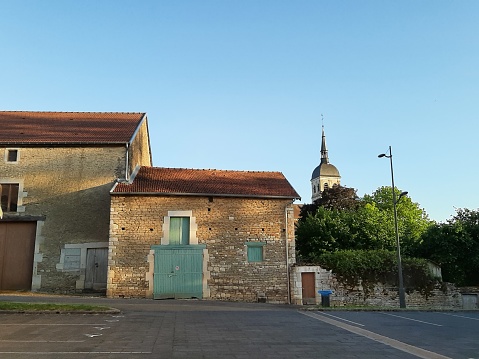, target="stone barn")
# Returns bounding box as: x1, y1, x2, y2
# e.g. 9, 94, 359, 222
108, 166, 300, 303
